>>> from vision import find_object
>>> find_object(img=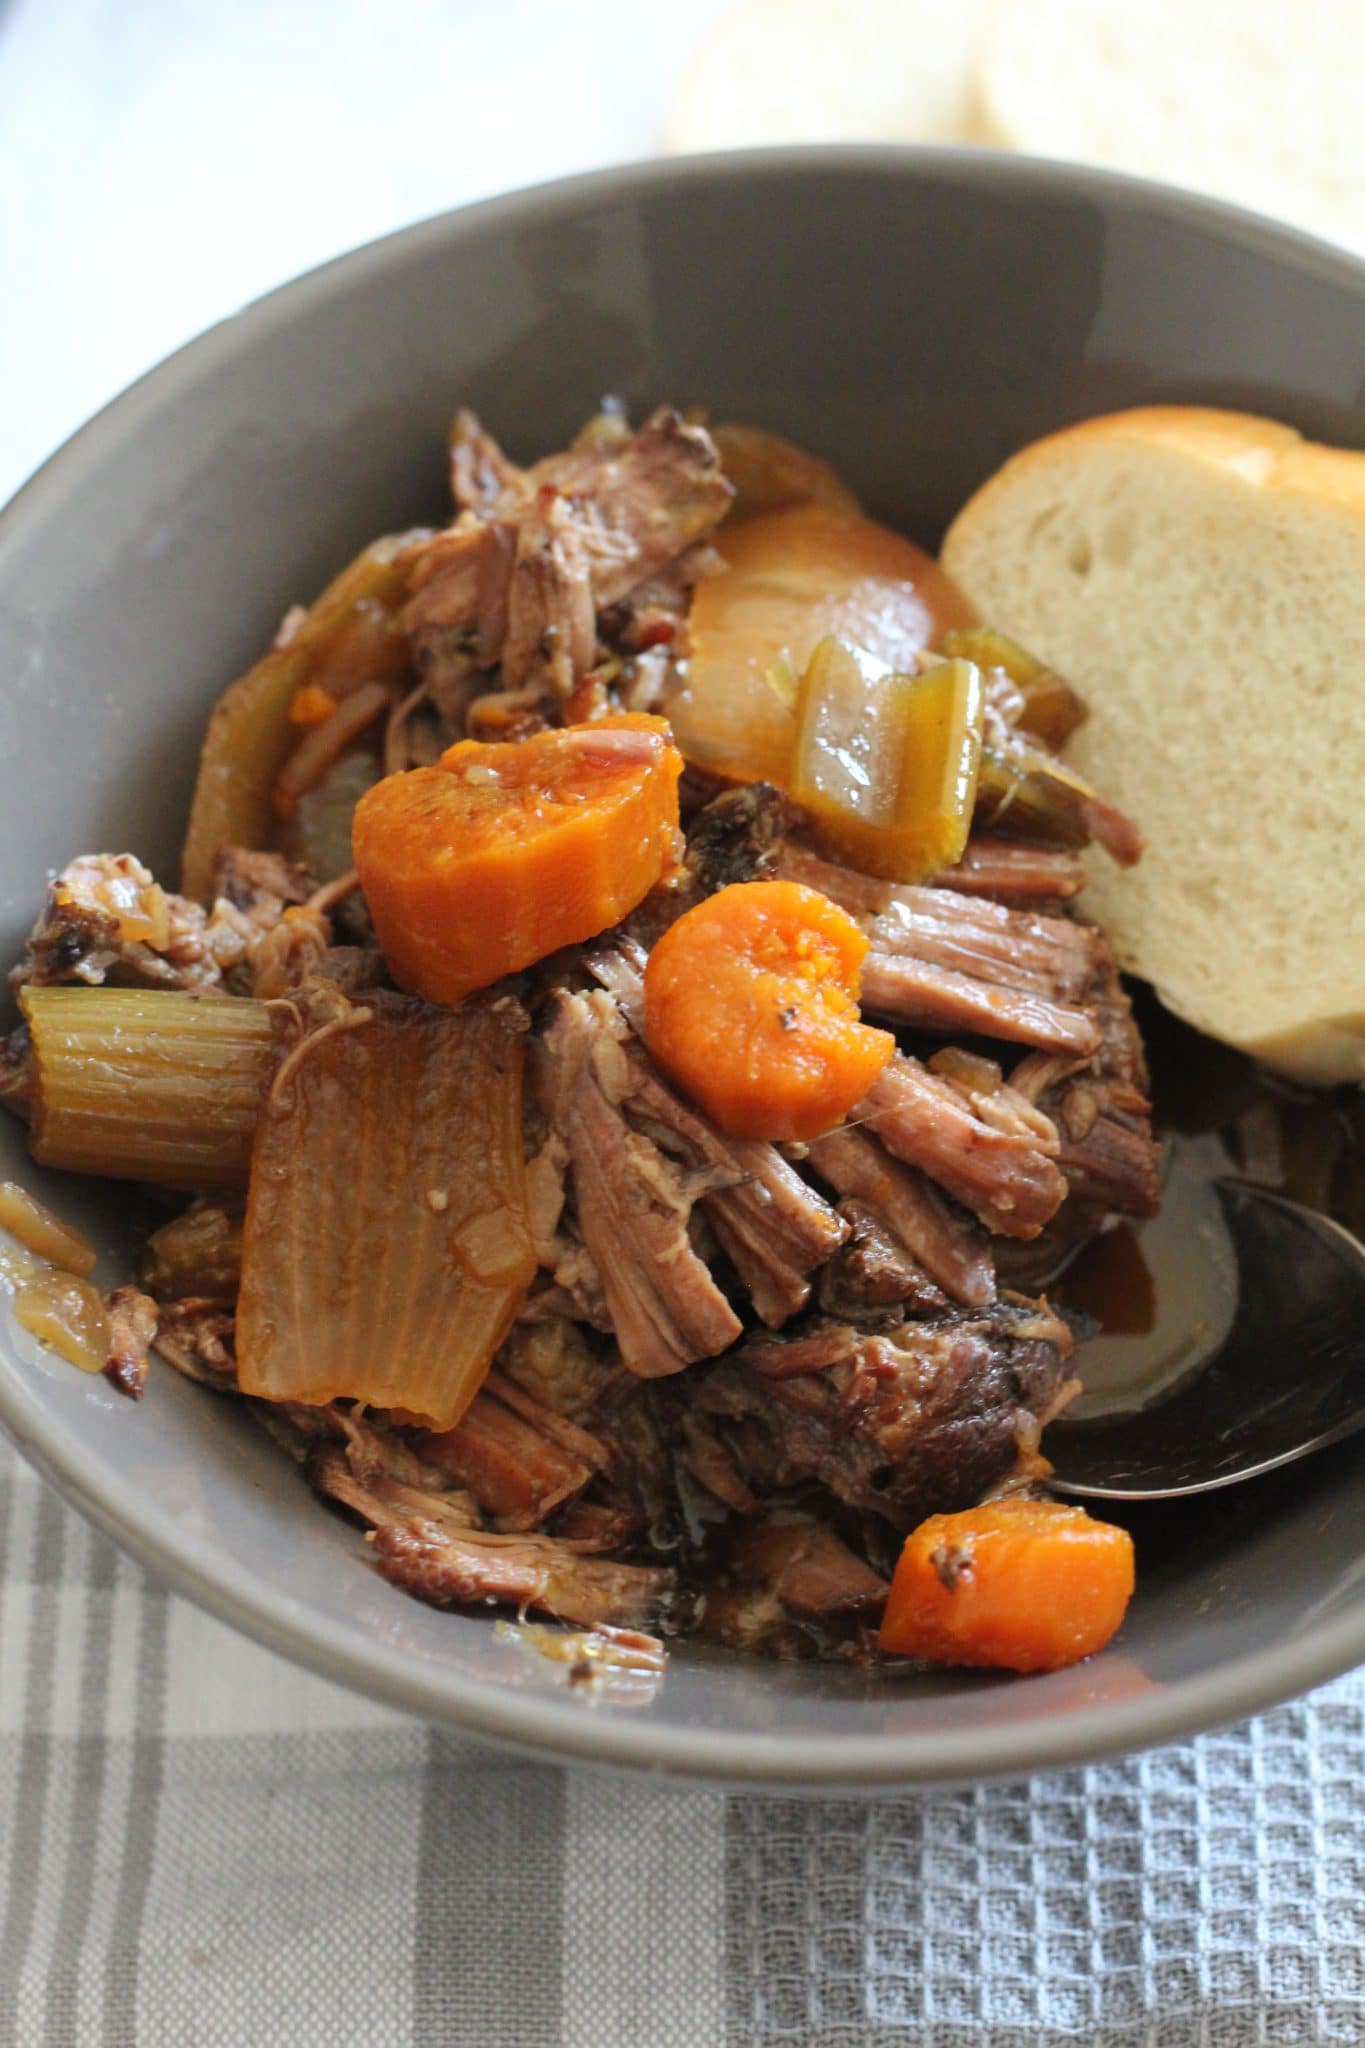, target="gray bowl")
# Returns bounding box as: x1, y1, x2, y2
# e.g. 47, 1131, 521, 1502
3, 148, 1364, 1788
